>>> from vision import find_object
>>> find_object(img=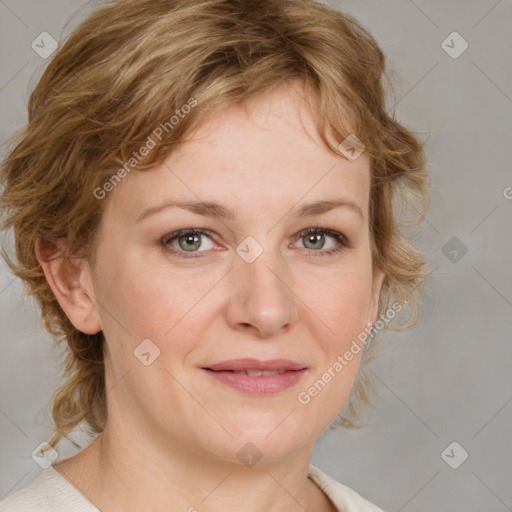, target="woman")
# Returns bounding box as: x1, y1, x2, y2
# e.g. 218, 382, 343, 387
0, 0, 429, 510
